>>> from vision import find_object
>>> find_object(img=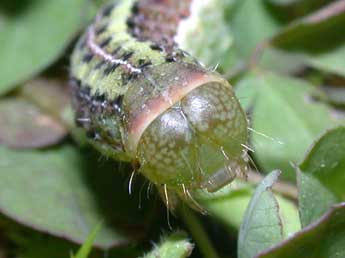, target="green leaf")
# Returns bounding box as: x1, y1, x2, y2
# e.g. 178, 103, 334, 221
0, 0, 87, 95
0, 144, 152, 249
297, 170, 338, 227
300, 126, 345, 197
251, 71, 340, 179
196, 176, 300, 235
274, 195, 301, 236
72, 222, 102, 258
0, 98, 67, 149
141, 231, 193, 258
231, 0, 282, 59
256, 203, 345, 258
234, 74, 259, 112
298, 126, 345, 226
259, 47, 307, 75
268, 0, 345, 76
238, 171, 284, 258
